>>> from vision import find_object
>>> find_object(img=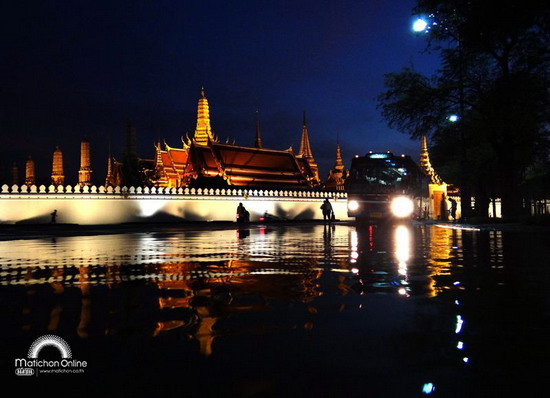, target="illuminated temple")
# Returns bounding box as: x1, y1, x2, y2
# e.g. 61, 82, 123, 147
148, 89, 321, 189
